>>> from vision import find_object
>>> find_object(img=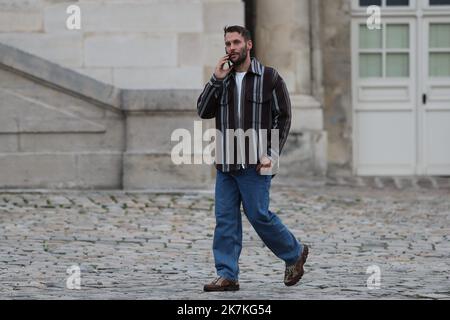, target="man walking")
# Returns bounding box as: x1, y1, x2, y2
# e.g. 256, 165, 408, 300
197, 25, 308, 292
